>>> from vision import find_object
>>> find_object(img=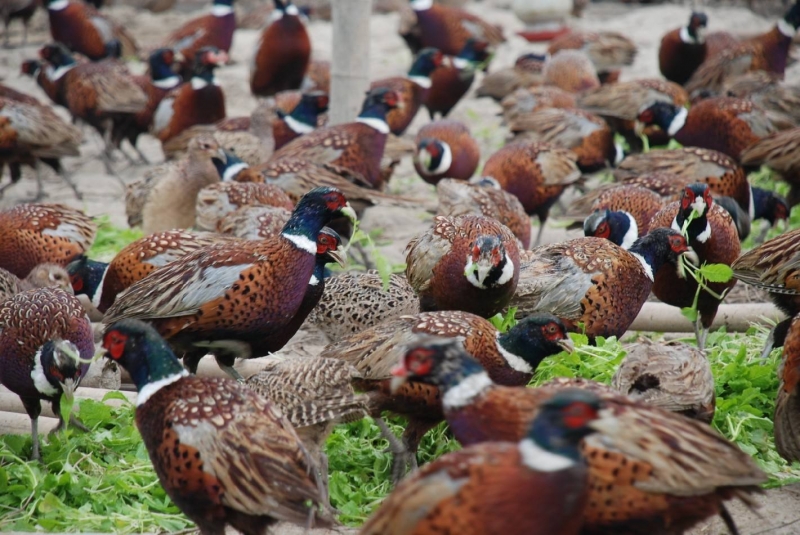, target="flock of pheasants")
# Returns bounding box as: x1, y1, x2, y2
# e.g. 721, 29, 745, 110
3, 0, 800, 533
